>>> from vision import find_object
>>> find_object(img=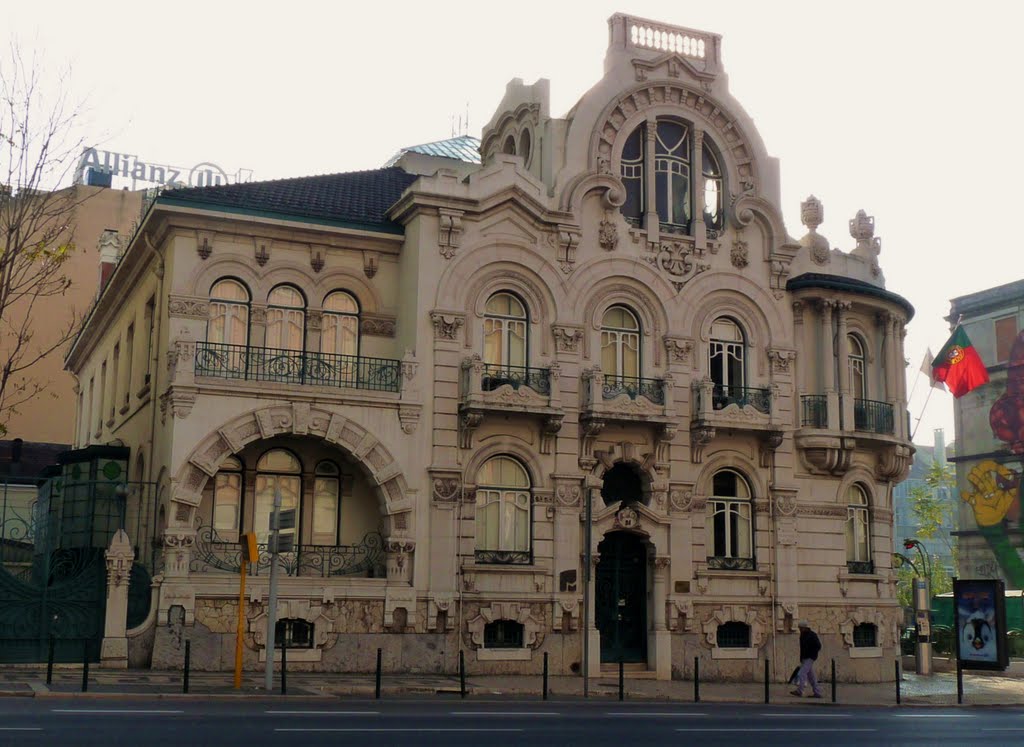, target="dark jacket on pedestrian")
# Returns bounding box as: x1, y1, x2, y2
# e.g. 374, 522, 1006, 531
799, 628, 821, 661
